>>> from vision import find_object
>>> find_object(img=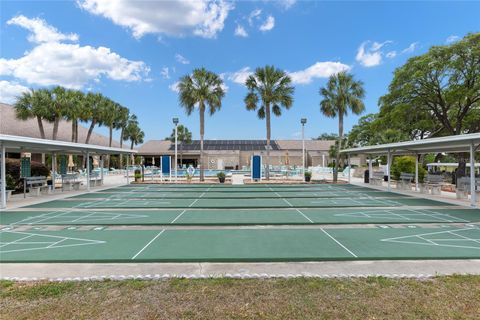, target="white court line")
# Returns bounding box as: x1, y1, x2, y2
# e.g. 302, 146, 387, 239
170, 210, 187, 224
131, 230, 165, 260
320, 228, 358, 258
295, 208, 313, 223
